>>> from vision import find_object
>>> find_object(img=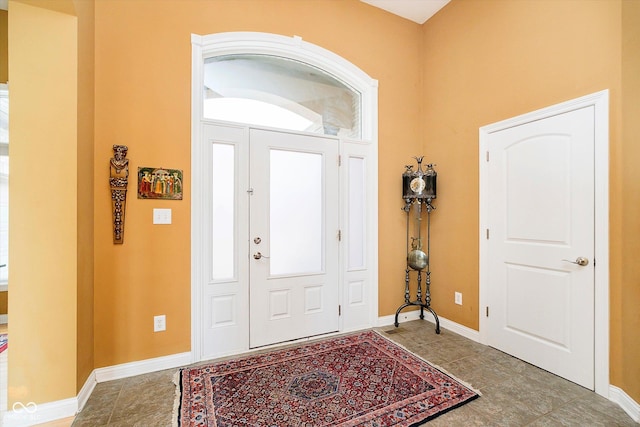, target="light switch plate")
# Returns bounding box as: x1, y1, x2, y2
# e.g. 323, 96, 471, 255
153, 208, 172, 224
